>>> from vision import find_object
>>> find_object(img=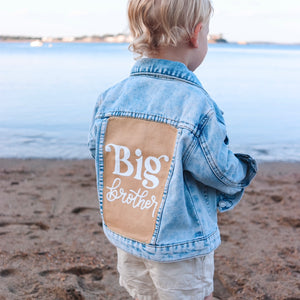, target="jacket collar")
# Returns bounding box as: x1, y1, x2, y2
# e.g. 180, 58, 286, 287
130, 58, 203, 88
